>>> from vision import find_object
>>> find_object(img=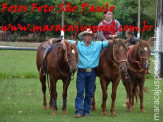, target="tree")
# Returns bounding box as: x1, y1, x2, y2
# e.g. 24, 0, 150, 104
112, 0, 156, 39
